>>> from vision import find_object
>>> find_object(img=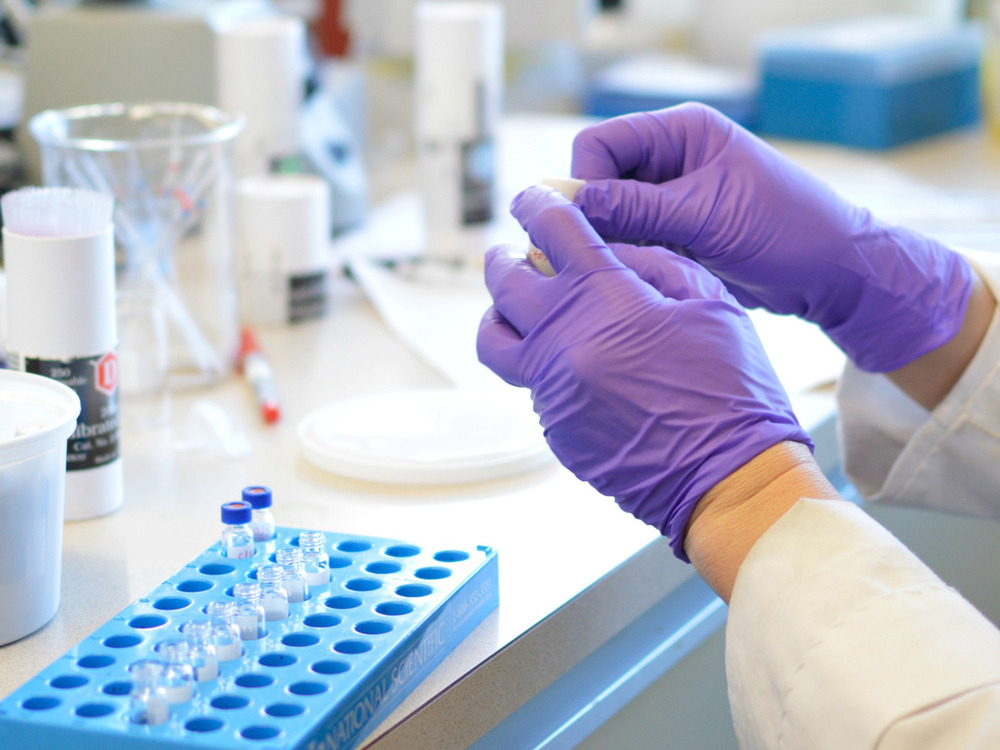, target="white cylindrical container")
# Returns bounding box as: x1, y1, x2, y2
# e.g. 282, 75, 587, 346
216, 15, 308, 181
2, 187, 124, 521
0, 370, 80, 646
415, 2, 504, 263
237, 174, 331, 325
